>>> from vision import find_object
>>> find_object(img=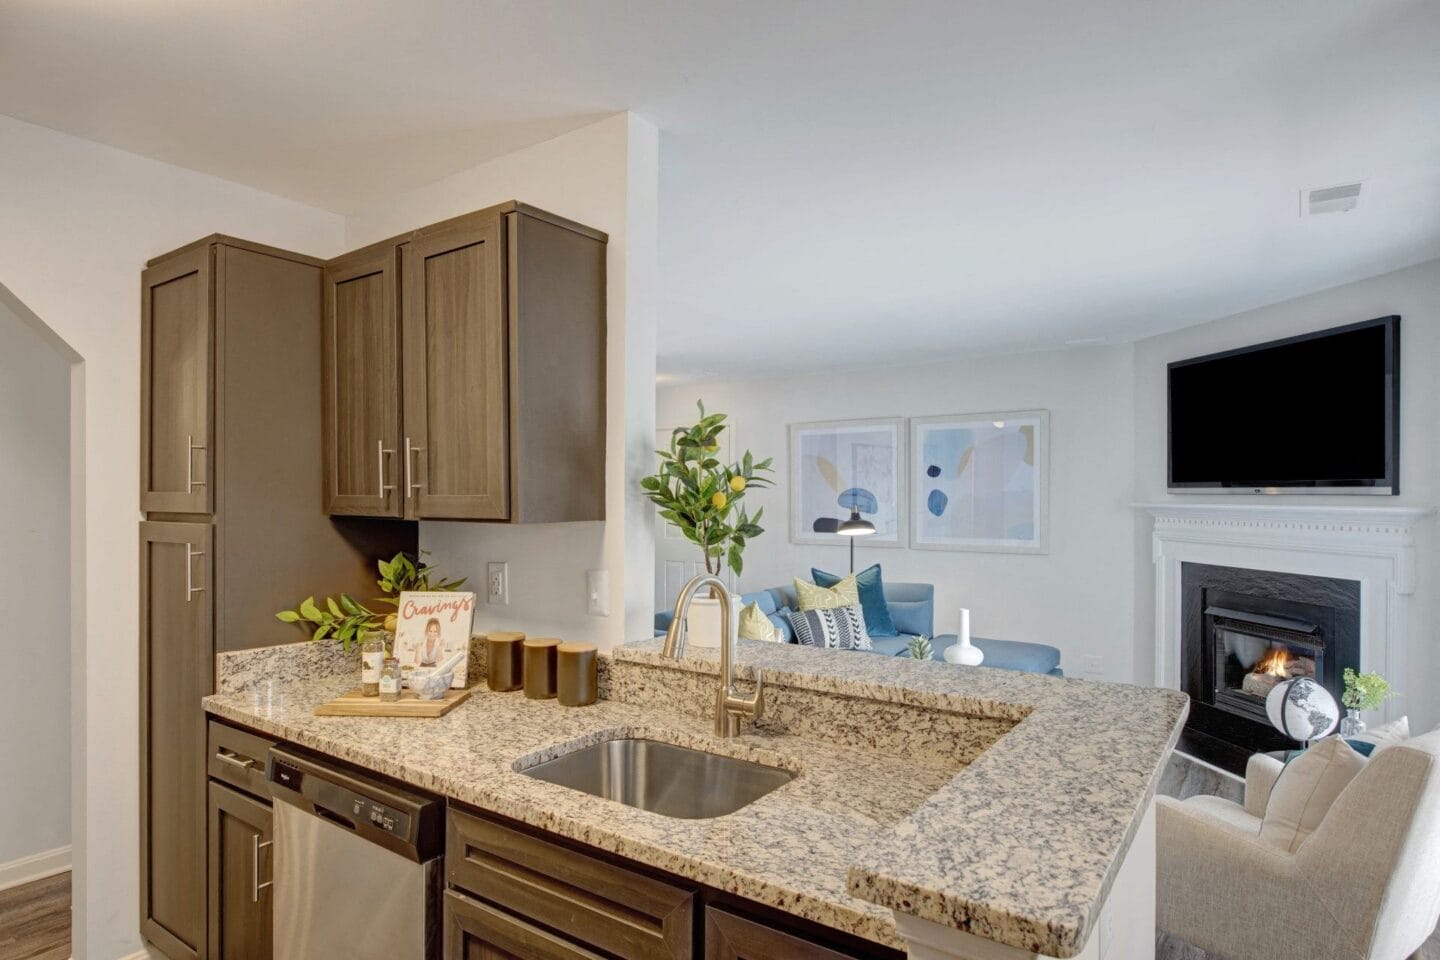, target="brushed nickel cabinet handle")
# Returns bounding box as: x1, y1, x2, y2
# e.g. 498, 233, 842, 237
252, 837, 273, 902
186, 434, 207, 490
184, 543, 206, 602
376, 440, 396, 499
405, 437, 425, 496
215, 750, 255, 770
